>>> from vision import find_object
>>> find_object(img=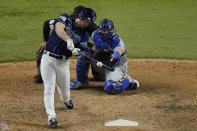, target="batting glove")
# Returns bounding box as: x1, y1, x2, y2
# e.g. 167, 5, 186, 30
67, 39, 74, 51
72, 48, 81, 56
